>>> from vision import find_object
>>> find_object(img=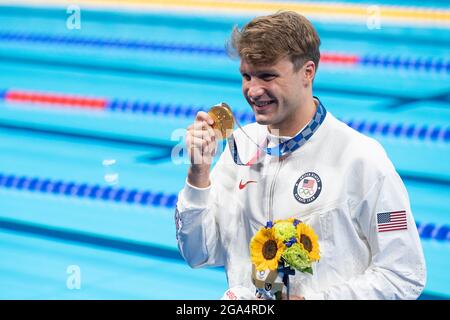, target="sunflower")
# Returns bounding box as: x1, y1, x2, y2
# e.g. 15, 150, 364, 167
250, 227, 286, 271
296, 223, 320, 262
